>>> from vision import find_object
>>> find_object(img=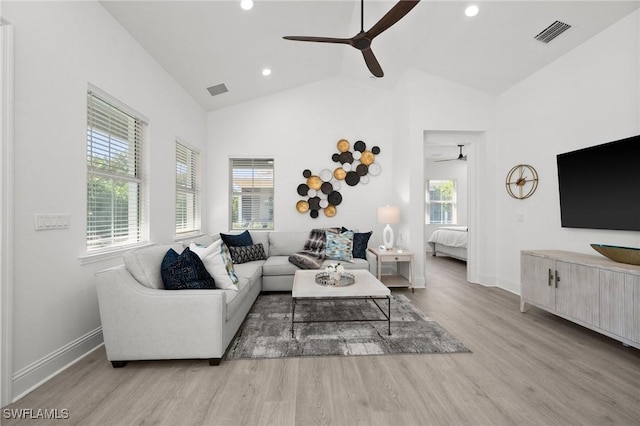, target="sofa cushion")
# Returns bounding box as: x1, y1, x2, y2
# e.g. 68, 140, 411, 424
342, 227, 372, 259
229, 243, 267, 264
268, 232, 307, 256
220, 230, 253, 247
232, 260, 264, 282
160, 248, 216, 290
325, 230, 354, 262
262, 256, 300, 276
190, 241, 239, 291
123, 243, 185, 289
